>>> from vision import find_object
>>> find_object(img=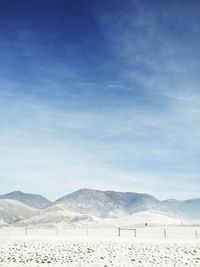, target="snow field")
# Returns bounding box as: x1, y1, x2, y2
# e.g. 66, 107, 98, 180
0, 227, 200, 266
0, 238, 200, 267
